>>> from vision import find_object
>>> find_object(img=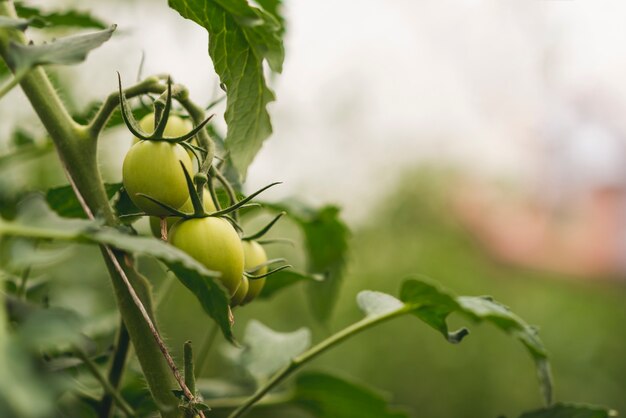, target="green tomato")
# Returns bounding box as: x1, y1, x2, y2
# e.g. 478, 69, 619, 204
240, 240, 268, 305
230, 276, 249, 307
149, 191, 217, 237
169, 217, 244, 296
123, 140, 193, 216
